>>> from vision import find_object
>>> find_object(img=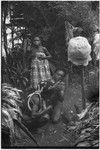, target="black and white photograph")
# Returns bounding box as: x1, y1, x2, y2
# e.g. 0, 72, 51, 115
1, 1, 99, 149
